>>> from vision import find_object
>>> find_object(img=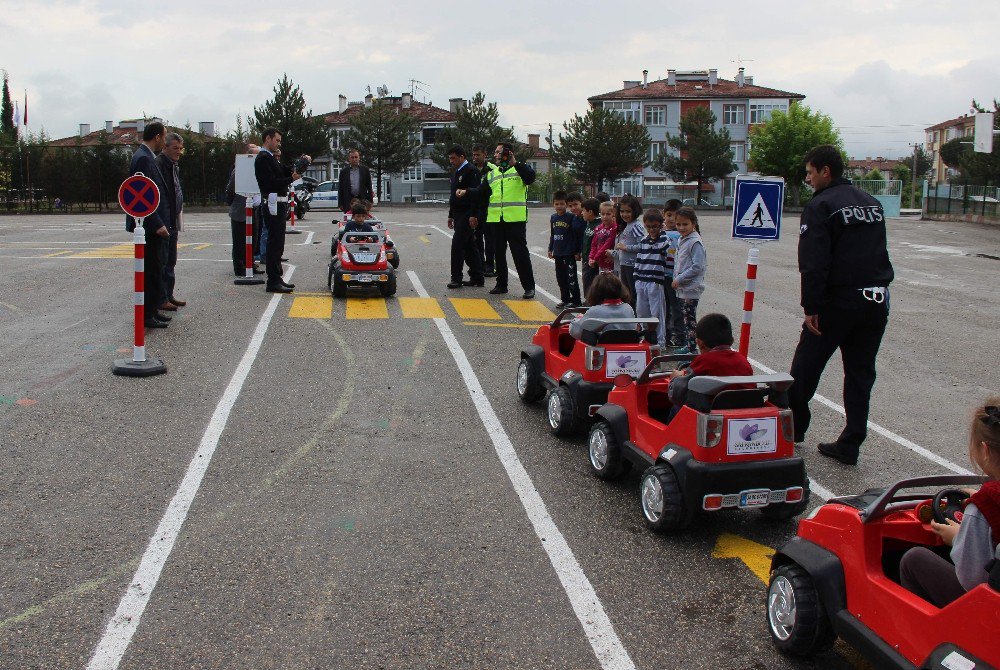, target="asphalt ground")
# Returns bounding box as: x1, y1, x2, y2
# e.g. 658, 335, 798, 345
0, 206, 997, 669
